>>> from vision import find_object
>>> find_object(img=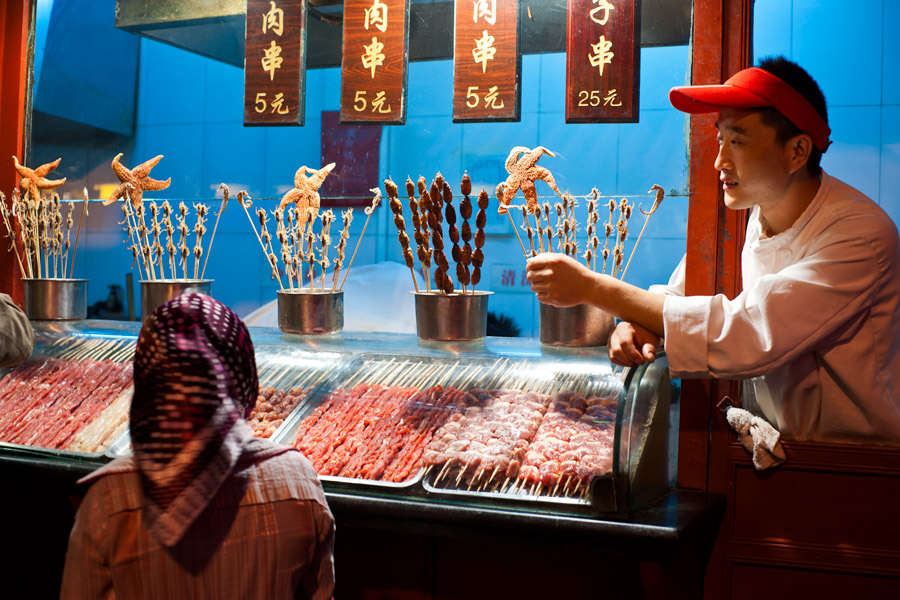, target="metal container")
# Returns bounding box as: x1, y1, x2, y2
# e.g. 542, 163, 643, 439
539, 302, 615, 347
140, 279, 213, 321
22, 278, 88, 320
414, 291, 492, 341
277, 290, 343, 335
